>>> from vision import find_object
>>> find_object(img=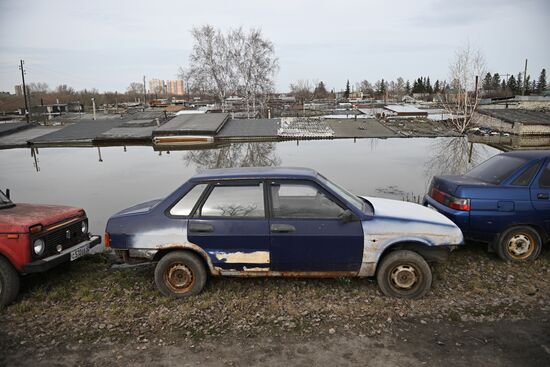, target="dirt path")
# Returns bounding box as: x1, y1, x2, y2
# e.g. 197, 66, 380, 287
3, 314, 549, 366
